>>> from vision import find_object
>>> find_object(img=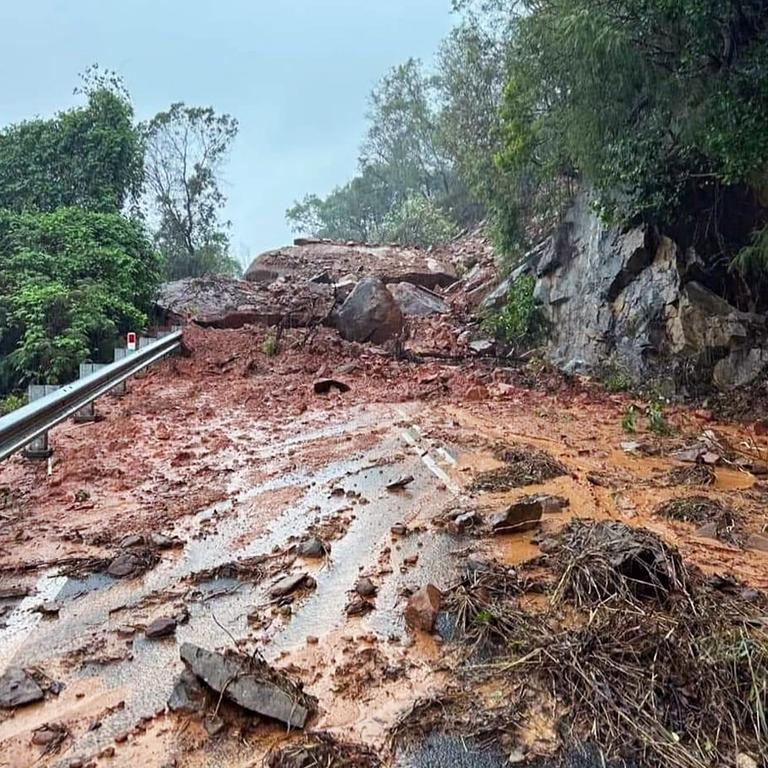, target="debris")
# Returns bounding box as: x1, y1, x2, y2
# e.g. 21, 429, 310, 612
106, 548, 160, 579
492, 494, 569, 534
265, 731, 382, 768
345, 597, 373, 616
0, 667, 44, 708
387, 474, 414, 491
145, 617, 177, 639
405, 585, 442, 632
389, 282, 449, 316
270, 572, 311, 598
471, 444, 567, 492
297, 537, 326, 558
179, 643, 311, 728
547, 520, 688, 606
391, 523, 408, 536
313, 378, 351, 395
31, 723, 68, 753
665, 463, 716, 487
119, 534, 144, 548
167, 669, 207, 714
203, 715, 225, 736
354, 577, 377, 597
149, 532, 182, 549
34, 601, 61, 616
746, 533, 768, 553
